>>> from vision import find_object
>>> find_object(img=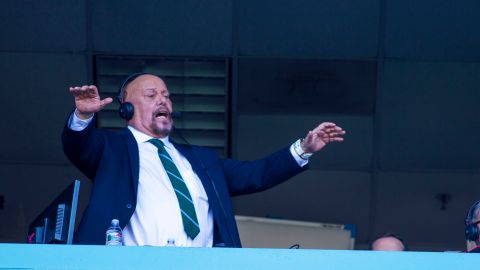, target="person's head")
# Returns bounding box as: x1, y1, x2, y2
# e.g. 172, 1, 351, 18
465, 200, 480, 245
371, 233, 407, 251
119, 73, 173, 138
